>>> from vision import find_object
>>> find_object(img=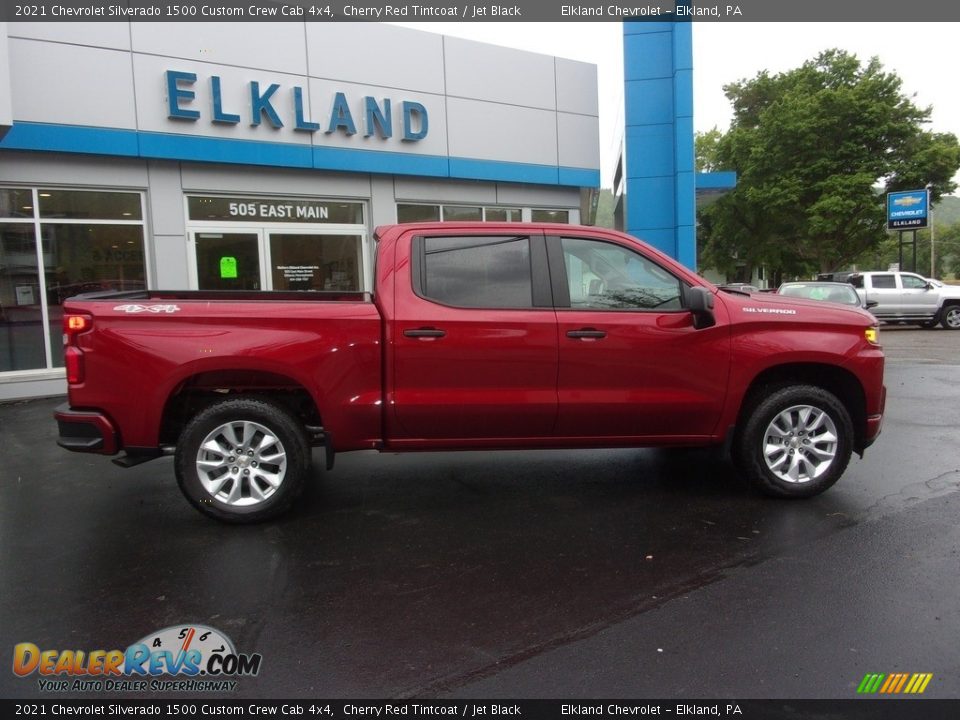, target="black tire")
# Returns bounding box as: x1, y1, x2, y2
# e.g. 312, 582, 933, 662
734, 385, 853, 498
175, 398, 311, 523
940, 304, 960, 331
